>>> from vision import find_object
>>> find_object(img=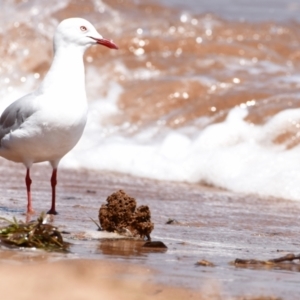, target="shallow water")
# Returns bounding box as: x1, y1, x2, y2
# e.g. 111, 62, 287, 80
154, 0, 300, 22
0, 161, 299, 299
